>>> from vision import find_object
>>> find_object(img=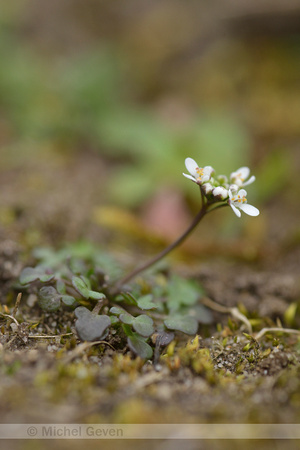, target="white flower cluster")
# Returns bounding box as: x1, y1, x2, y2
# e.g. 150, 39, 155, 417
183, 158, 259, 218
